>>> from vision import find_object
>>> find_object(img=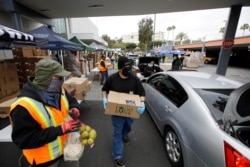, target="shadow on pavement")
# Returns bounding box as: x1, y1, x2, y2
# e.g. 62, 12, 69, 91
79, 93, 170, 166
